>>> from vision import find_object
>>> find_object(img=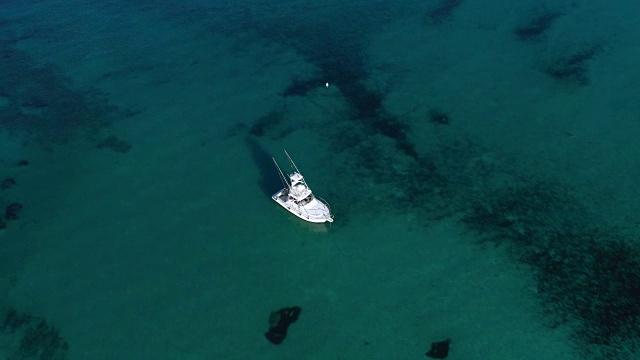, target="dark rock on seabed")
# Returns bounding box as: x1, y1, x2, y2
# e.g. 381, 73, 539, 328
97, 135, 131, 153
5, 202, 22, 220
425, 338, 451, 358
264, 306, 301, 345
2, 177, 16, 190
